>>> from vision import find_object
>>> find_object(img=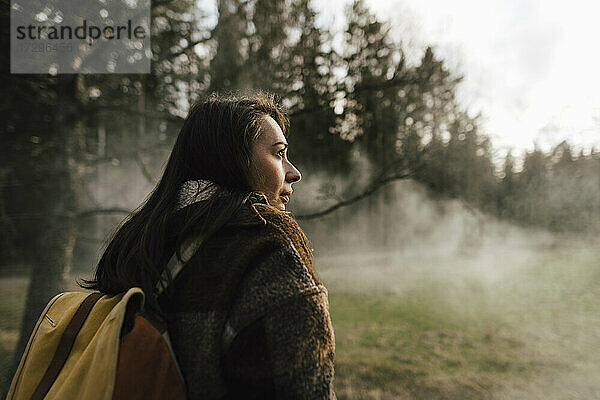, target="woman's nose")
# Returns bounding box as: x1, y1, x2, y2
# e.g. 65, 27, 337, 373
286, 161, 301, 183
